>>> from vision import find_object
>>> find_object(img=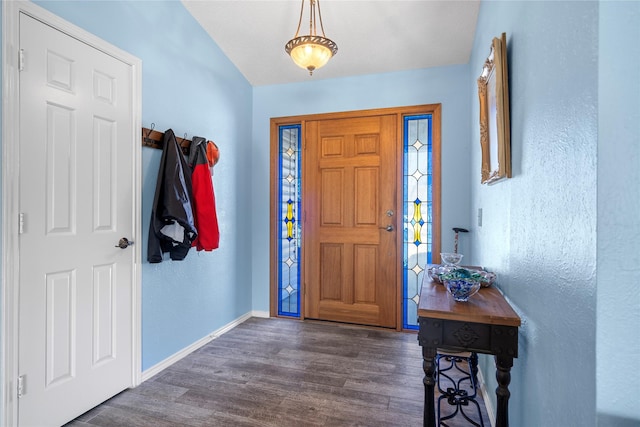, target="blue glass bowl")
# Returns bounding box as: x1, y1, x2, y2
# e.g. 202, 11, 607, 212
438, 267, 496, 288
443, 277, 482, 302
